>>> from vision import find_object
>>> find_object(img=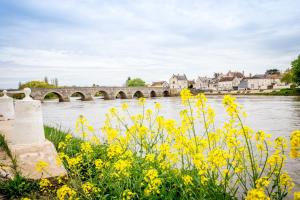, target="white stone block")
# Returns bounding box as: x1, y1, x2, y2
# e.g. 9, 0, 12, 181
0, 90, 14, 121
12, 99, 45, 145
9, 141, 67, 179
